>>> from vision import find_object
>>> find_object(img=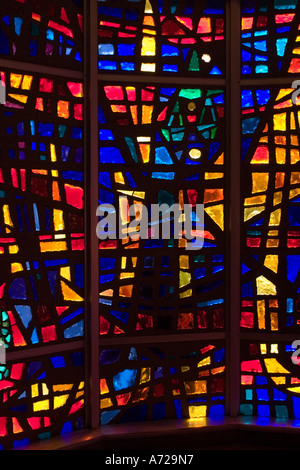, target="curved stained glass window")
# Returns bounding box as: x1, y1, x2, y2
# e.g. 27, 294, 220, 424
240, 1, 300, 420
